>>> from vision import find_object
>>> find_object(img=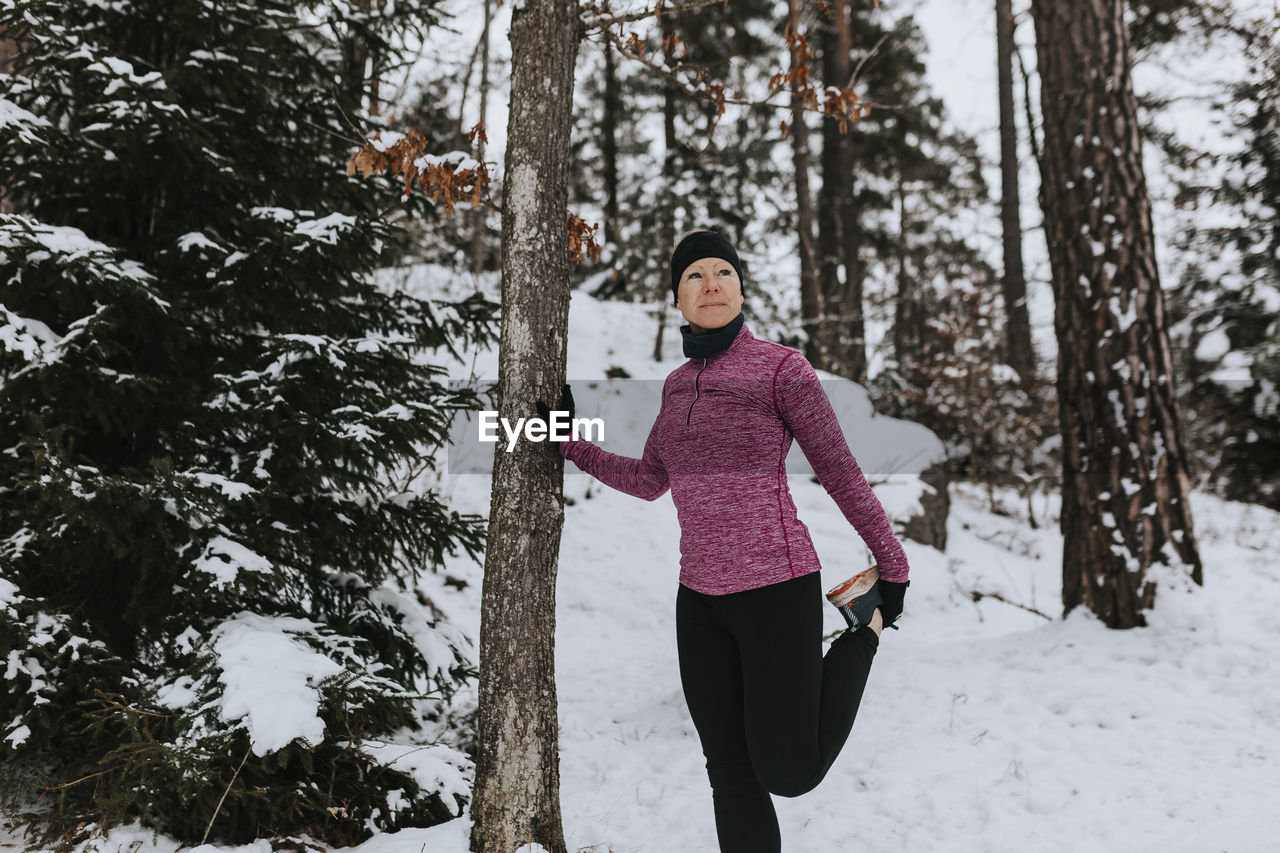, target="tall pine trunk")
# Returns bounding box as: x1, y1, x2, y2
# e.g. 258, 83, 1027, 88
1, 26, 13, 215
339, 0, 380, 119
787, 0, 822, 366
834, 0, 867, 383
816, 2, 843, 374
891, 178, 921, 364
601, 40, 621, 250
654, 11, 678, 362
1030, 0, 1202, 628
470, 1, 578, 850
0, 26, 13, 73
996, 0, 1036, 387
597, 37, 627, 299
470, 0, 492, 275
